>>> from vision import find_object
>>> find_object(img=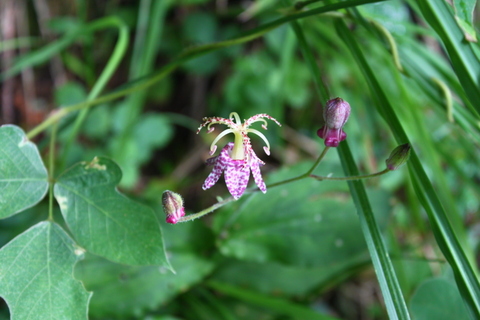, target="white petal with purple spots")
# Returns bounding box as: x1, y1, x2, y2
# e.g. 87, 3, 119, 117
202, 143, 233, 190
